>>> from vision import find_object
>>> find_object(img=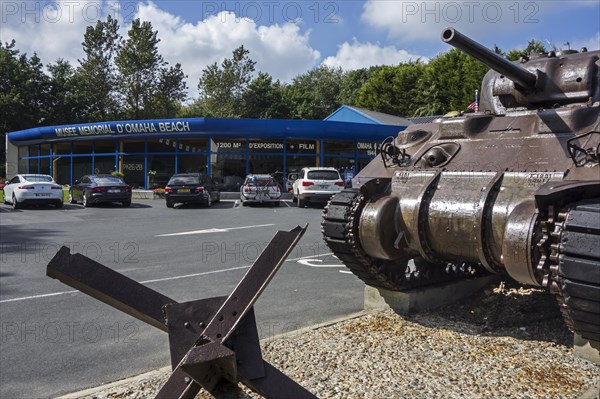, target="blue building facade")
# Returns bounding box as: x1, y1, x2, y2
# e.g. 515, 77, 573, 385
7, 113, 407, 190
